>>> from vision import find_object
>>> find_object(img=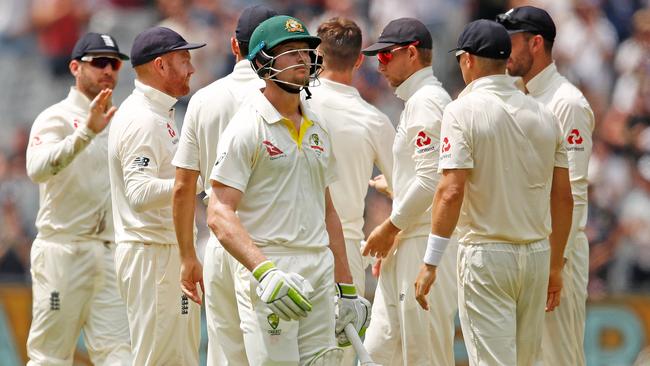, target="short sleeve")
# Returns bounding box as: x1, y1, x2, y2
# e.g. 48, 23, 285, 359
172, 97, 201, 171
439, 106, 473, 171
210, 122, 256, 193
